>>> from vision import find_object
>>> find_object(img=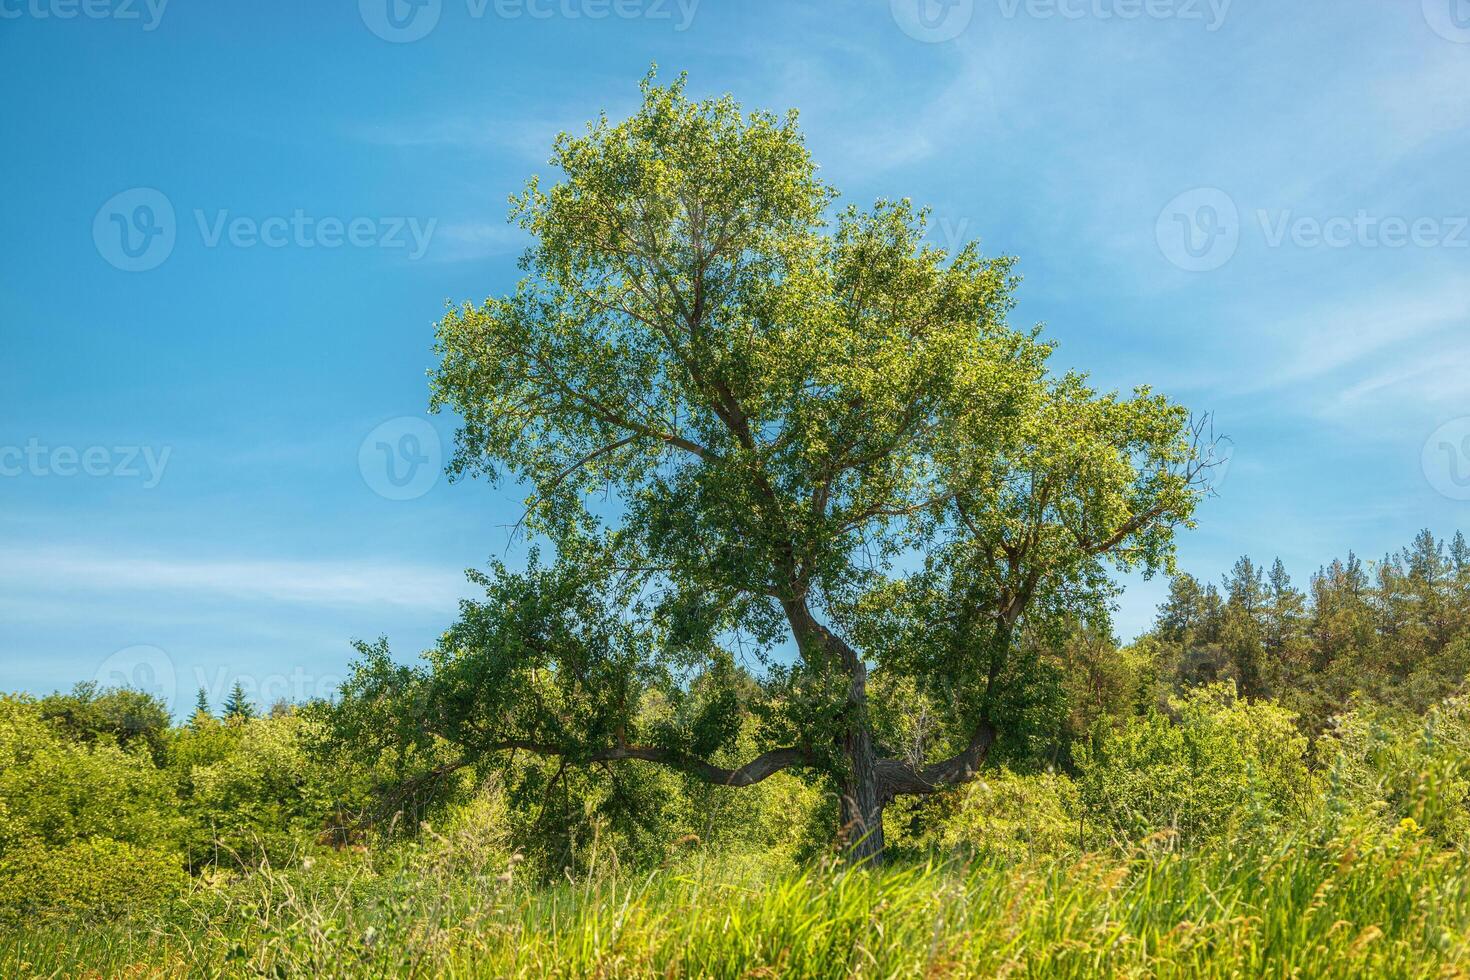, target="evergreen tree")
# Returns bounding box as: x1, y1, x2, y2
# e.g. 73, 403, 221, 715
1402, 529, 1451, 655
1450, 532, 1470, 640
1140, 531, 1470, 734
1157, 574, 1203, 643
190, 687, 213, 728
1199, 584, 1225, 644
1223, 555, 1268, 618
222, 682, 255, 722
1221, 603, 1267, 699
1450, 531, 1469, 574
1345, 551, 1368, 597
1266, 560, 1306, 644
